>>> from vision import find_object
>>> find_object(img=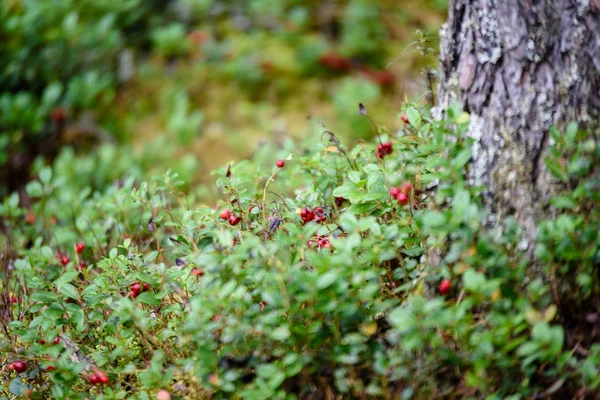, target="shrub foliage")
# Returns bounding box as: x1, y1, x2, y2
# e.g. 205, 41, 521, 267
1, 105, 599, 399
